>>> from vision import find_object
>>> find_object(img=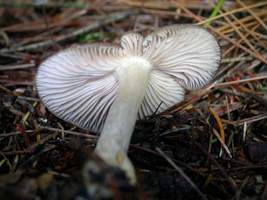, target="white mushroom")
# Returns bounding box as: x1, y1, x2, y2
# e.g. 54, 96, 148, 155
35, 25, 221, 184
